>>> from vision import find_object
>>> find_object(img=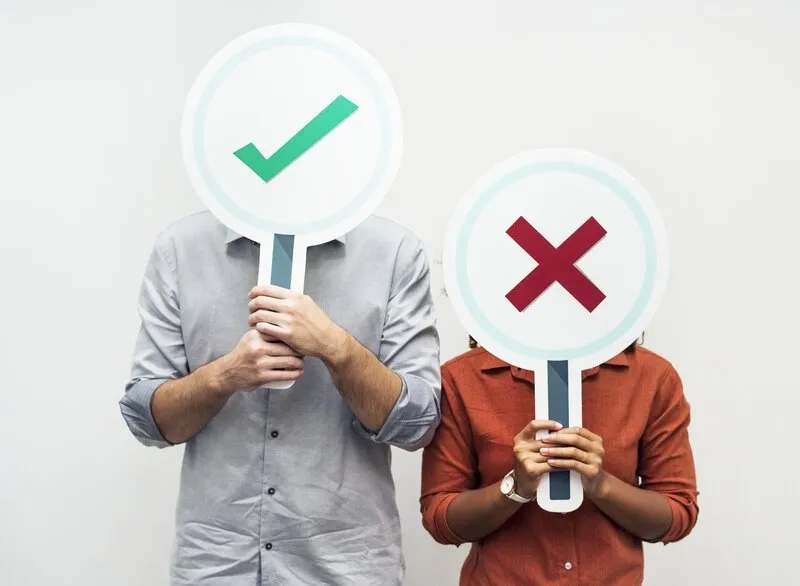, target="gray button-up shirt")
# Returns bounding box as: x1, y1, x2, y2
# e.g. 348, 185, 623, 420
120, 212, 441, 585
